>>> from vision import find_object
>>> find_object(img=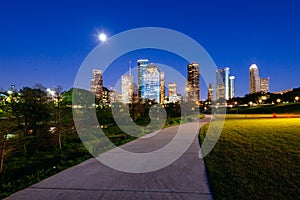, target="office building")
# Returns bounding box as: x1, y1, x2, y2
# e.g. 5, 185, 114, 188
90, 69, 103, 99
144, 63, 160, 102
186, 63, 200, 104
229, 76, 235, 99
137, 59, 149, 98
168, 82, 177, 97
121, 74, 134, 104
207, 83, 214, 102
168, 82, 180, 103
249, 64, 270, 94
216, 67, 230, 101
260, 77, 270, 93
249, 64, 260, 94
160, 72, 165, 104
